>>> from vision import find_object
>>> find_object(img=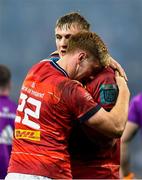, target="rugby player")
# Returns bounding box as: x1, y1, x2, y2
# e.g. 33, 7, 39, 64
70, 66, 120, 179
0, 65, 17, 179
50, 12, 128, 179
6, 32, 129, 180
121, 93, 142, 179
